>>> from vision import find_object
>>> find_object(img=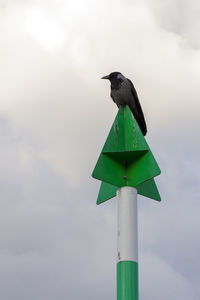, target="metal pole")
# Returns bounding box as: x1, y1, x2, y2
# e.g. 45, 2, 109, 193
117, 187, 138, 300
